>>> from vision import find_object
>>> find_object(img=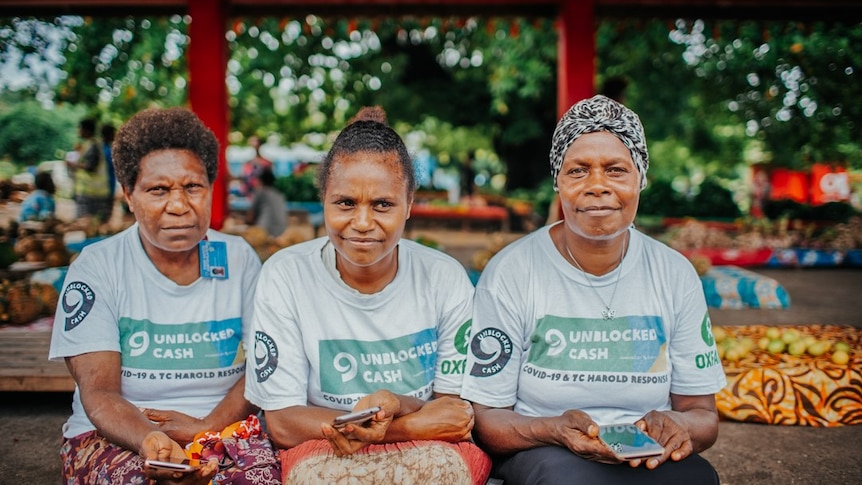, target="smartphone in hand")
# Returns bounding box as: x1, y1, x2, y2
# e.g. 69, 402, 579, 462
144, 457, 201, 473
598, 423, 665, 460
332, 406, 382, 428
